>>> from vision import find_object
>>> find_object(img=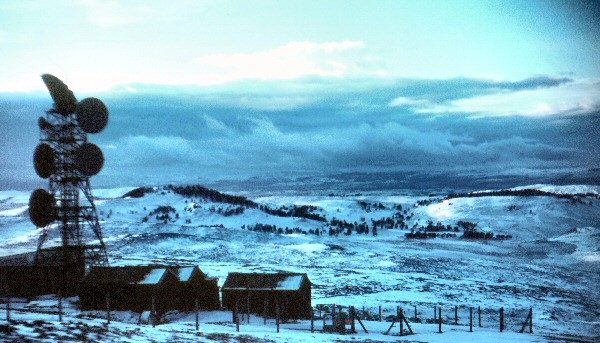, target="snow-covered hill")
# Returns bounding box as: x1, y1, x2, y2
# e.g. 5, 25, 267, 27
0, 184, 598, 342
